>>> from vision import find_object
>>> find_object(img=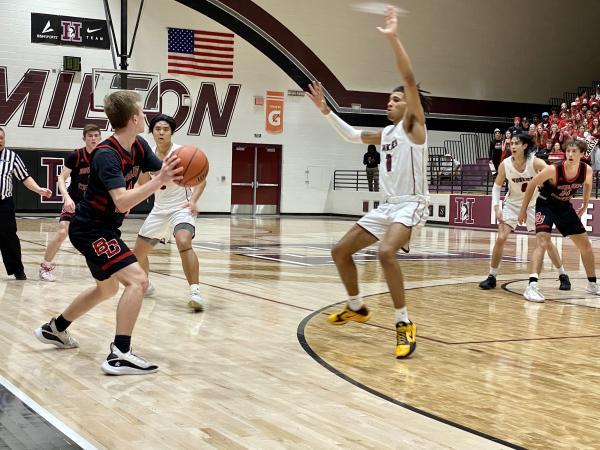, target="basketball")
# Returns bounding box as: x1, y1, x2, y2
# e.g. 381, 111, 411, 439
173, 145, 209, 187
